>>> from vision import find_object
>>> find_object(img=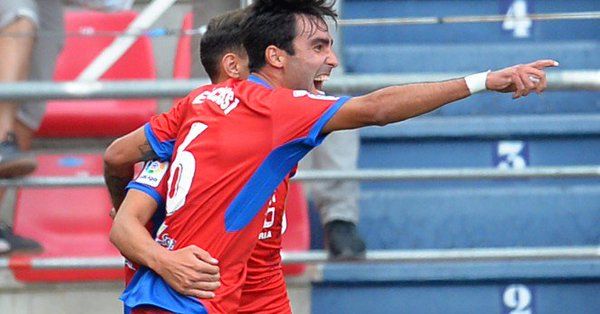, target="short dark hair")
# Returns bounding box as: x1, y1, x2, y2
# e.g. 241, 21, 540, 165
200, 9, 247, 82
242, 0, 338, 73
